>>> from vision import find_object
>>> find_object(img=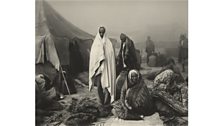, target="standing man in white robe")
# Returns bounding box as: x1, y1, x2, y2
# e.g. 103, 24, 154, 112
89, 27, 116, 105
